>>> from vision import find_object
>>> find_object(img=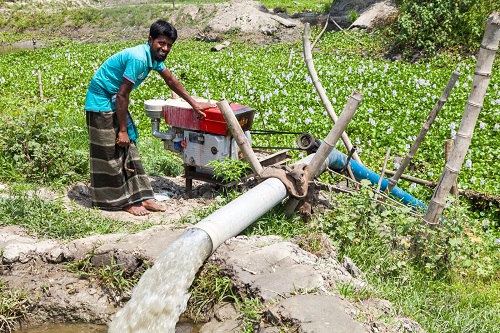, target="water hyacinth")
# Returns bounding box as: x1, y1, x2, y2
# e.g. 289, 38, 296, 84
0, 35, 499, 197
